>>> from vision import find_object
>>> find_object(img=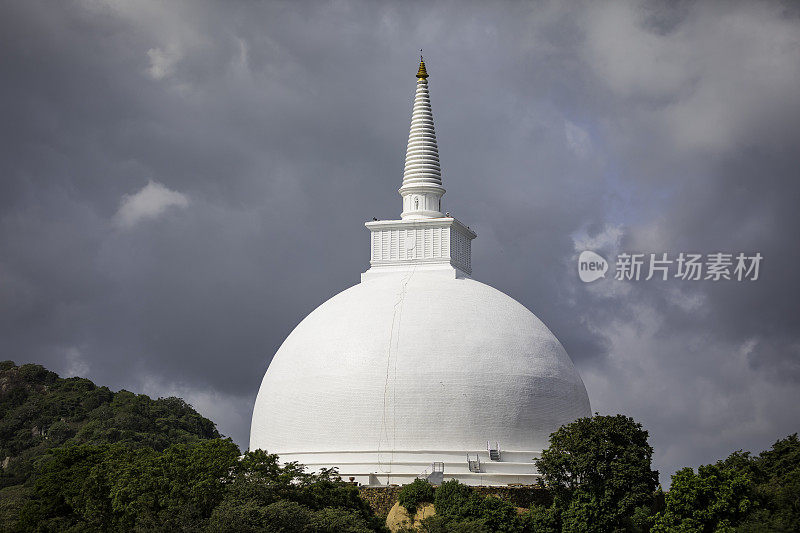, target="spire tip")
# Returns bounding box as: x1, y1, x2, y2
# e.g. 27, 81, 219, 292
416, 54, 428, 79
